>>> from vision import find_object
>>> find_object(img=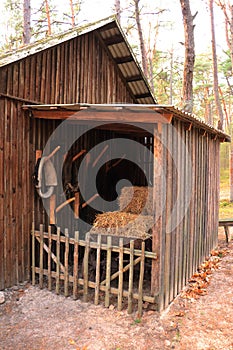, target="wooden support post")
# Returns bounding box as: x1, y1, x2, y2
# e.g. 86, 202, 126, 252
64, 228, 69, 297
105, 236, 112, 308
49, 194, 56, 224
94, 235, 101, 305
73, 231, 79, 300
83, 233, 90, 302
31, 222, 35, 286
56, 227, 61, 295
128, 240, 134, 314
48, 225, 52, 291
138, 241, 145, 317
117, 238, 124, 311
39, 224, 44, 289
151, 124, 164, 310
